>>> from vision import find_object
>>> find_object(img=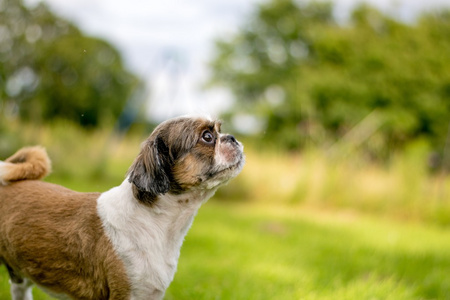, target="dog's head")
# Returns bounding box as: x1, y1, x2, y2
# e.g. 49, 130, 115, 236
127, 117, 244, 204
